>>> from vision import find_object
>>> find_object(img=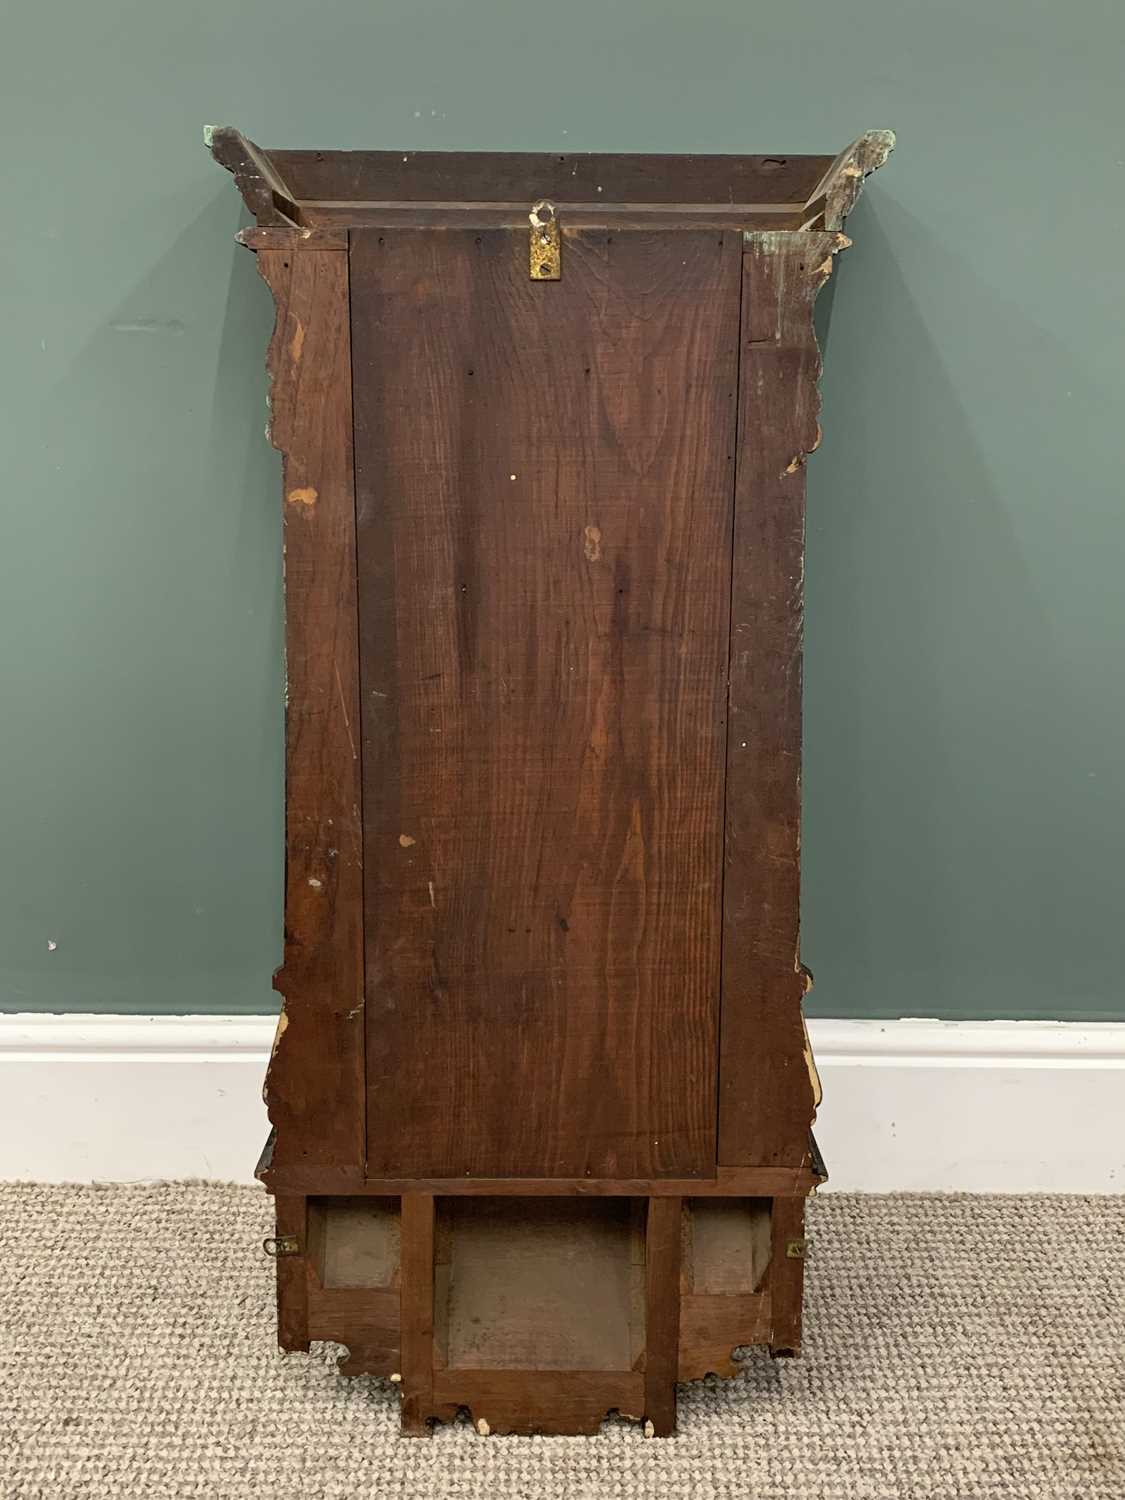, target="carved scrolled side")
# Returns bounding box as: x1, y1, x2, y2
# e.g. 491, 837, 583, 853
206, 125, 301, 226
246, 242, 367, 1185
801, 128, 896, 230
718, 229, 854, 1170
